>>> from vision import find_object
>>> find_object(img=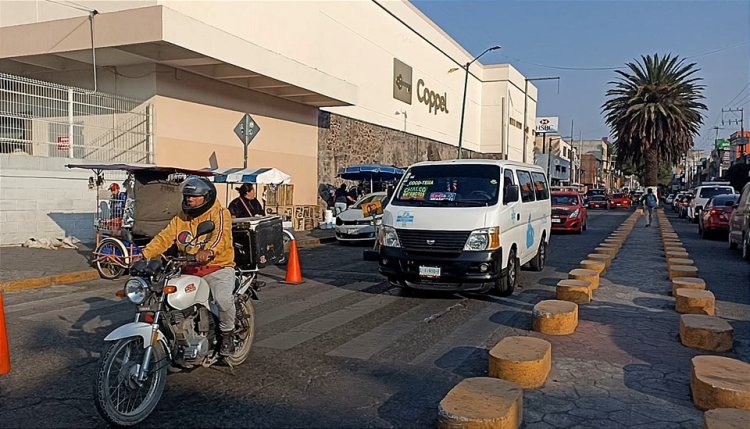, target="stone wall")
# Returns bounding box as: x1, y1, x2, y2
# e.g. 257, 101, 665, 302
317, 112, 501, 186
